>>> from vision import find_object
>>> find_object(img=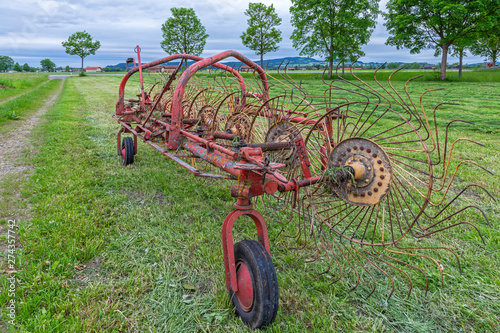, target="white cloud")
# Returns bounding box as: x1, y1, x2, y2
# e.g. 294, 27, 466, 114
0, 0, 487, 67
